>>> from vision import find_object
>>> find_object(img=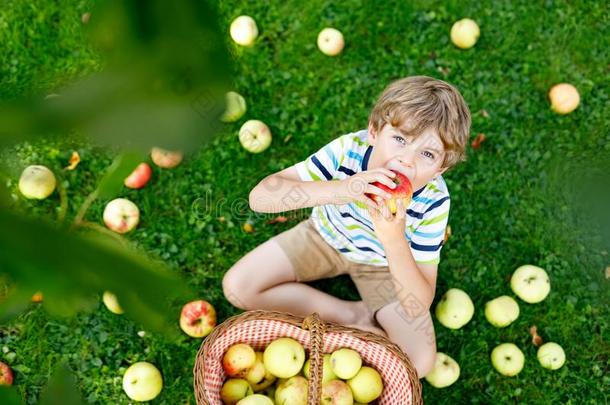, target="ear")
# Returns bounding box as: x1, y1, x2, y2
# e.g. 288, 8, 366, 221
433, 166, 448, 178
367, 122, 379, 145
